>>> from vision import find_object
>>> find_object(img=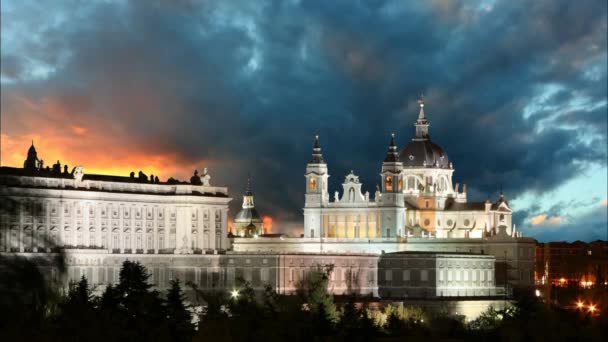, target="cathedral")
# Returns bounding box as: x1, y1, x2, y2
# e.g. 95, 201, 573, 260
301, 98, 518, 240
